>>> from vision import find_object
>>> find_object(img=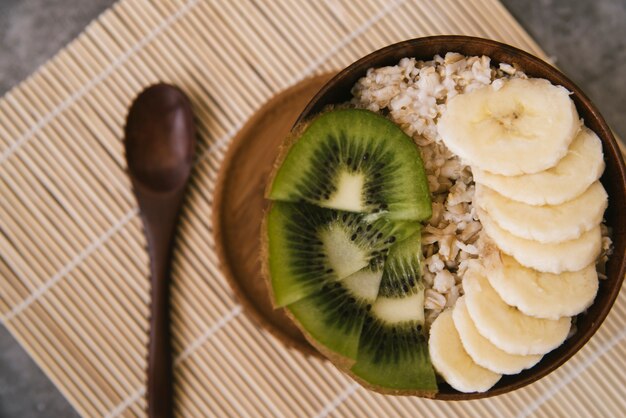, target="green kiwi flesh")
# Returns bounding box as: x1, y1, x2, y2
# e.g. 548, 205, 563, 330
267, 201, 420, 307
287, 266, 382, 359
350, 231, 437, 391
268, 109, 431, 221
265, 109, 436, 394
